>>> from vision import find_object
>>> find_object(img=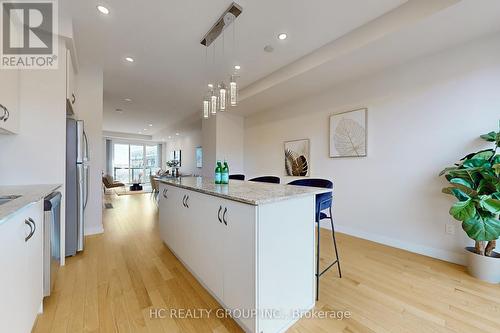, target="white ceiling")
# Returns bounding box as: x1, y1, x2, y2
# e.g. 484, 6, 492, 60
70, 0, 407, 136
235, 0, 500, 116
